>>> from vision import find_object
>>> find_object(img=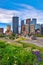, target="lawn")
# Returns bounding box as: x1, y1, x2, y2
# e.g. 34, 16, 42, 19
0, 40, 43, 65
